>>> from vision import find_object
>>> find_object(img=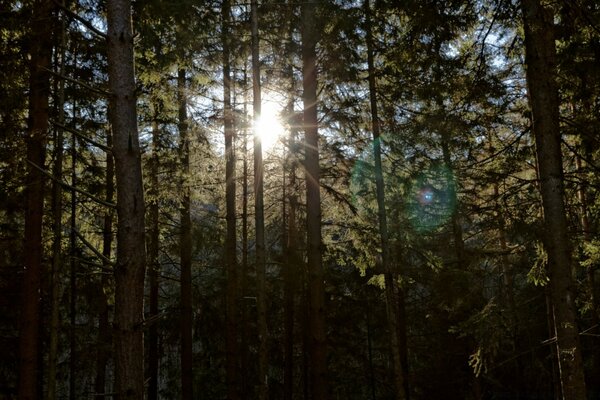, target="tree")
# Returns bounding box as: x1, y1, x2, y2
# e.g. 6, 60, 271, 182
106, 0, 147, 396
251, 1, 269, 399
301, 0, 328, 398
222, 0, 239, 398
521, 0, 587, 398
179, 67, 194, 400
18, 1, 54, 398
364, 1, 407, 398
